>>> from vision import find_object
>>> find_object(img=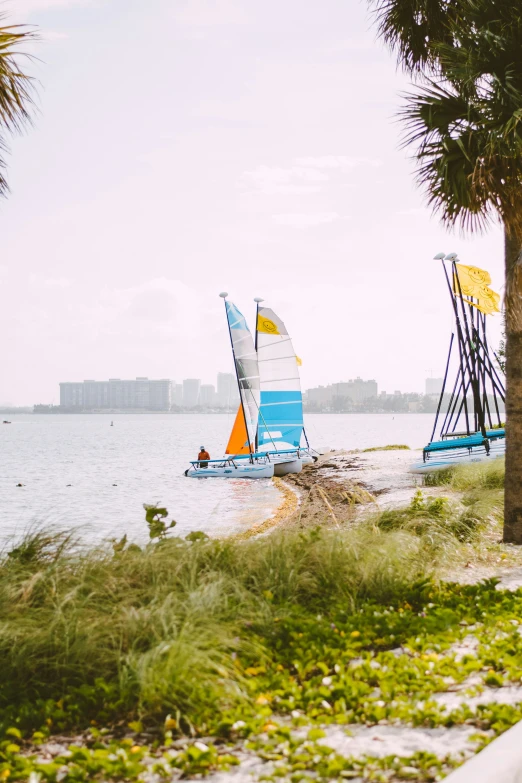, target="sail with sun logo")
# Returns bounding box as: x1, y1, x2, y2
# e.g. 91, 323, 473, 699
410, 255, 505, 474
255, 306, 304, 450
